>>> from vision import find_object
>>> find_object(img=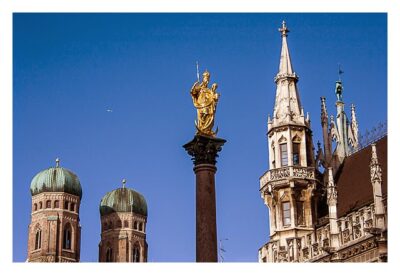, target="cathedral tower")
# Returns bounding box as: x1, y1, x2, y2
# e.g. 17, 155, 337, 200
27, 158, 82, 262
99, 180, 148, 262
259, 22, 323, 262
